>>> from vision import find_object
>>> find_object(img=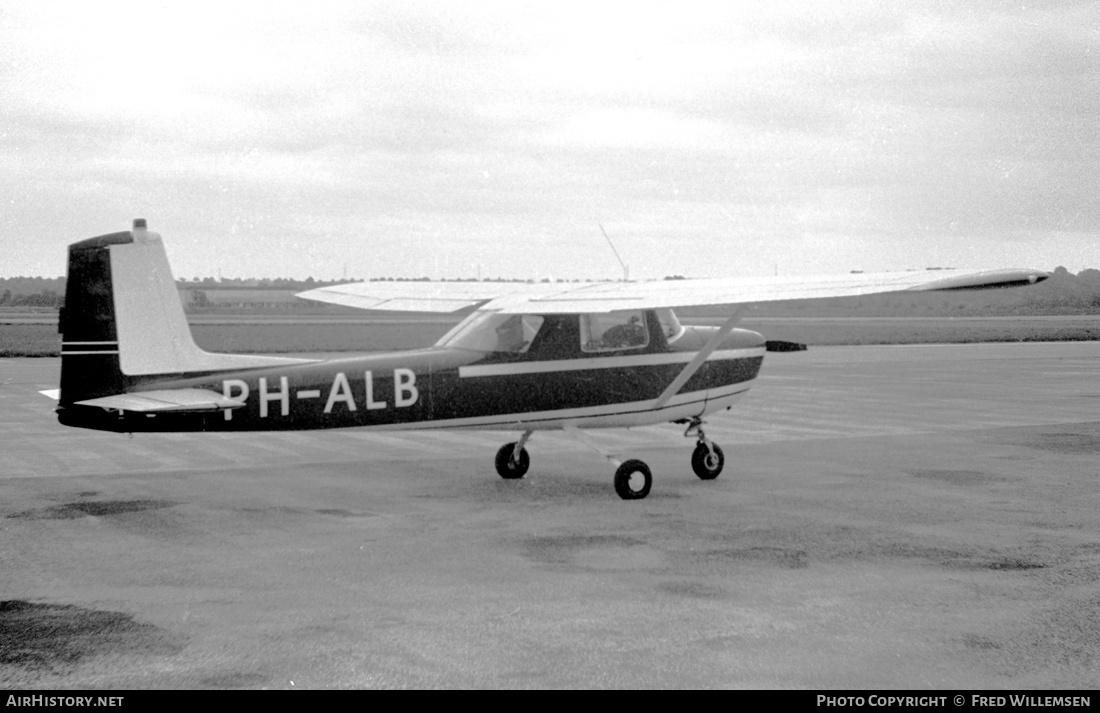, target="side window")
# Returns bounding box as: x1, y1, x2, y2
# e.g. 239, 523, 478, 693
494, 314, 544, 353
580, 311, 649, 352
